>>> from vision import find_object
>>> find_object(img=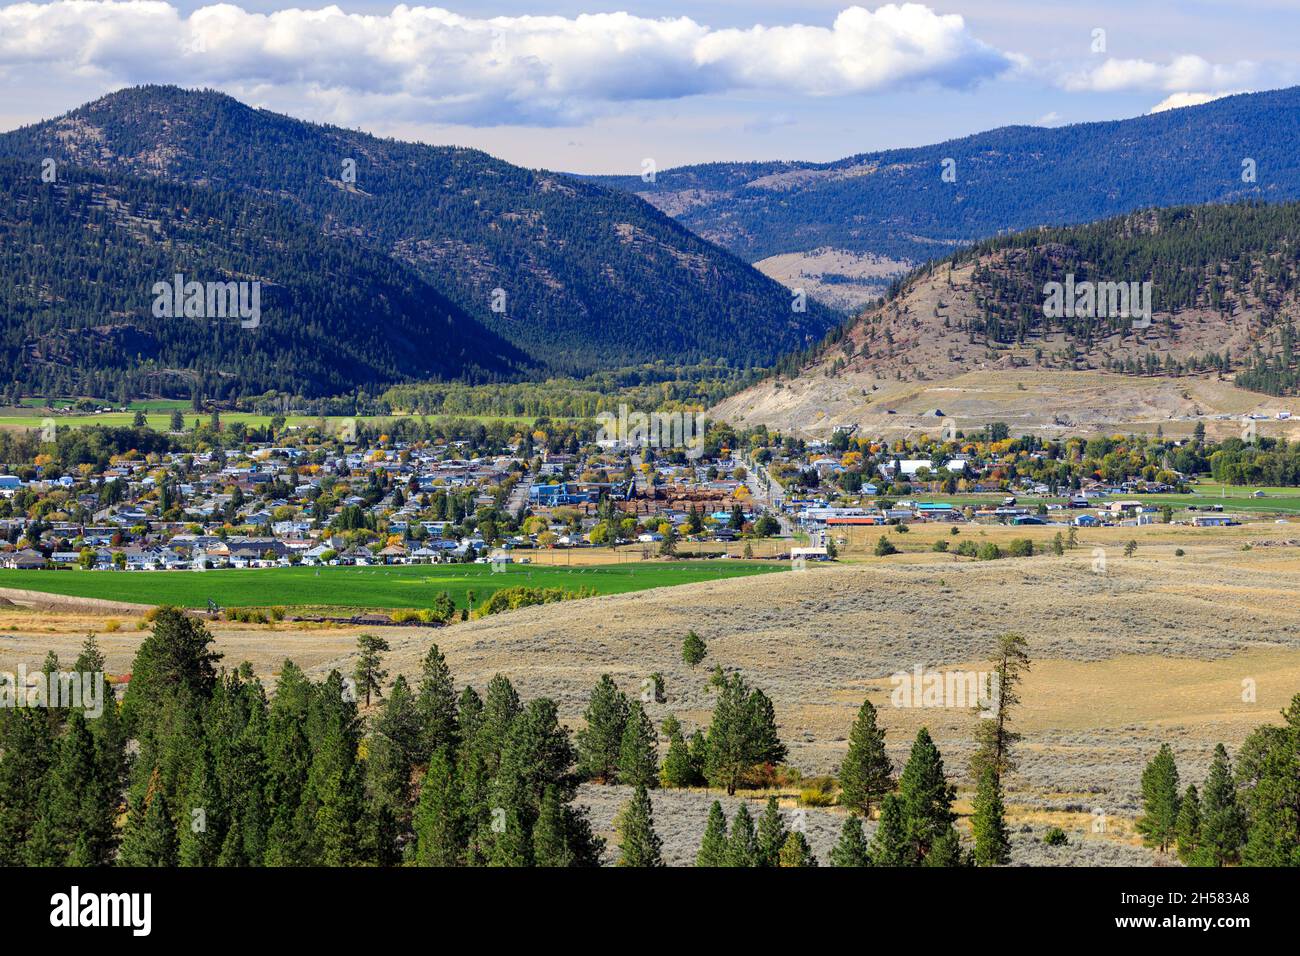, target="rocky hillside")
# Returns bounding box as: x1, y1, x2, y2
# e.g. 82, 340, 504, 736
714, 202, 1300, 437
